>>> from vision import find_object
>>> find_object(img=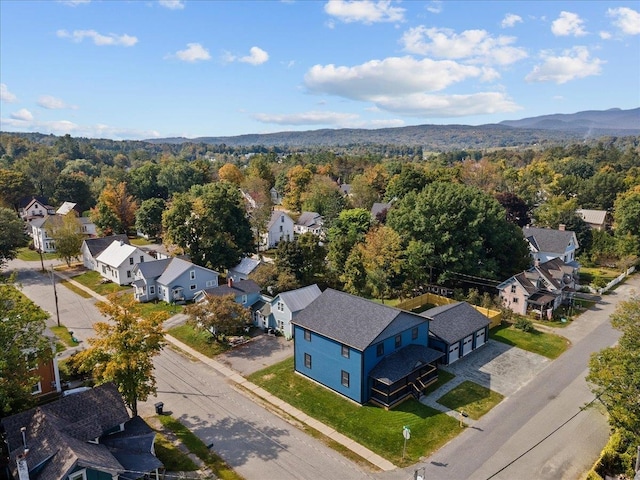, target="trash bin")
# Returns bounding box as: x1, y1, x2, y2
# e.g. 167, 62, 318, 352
154, 402, 164, 415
